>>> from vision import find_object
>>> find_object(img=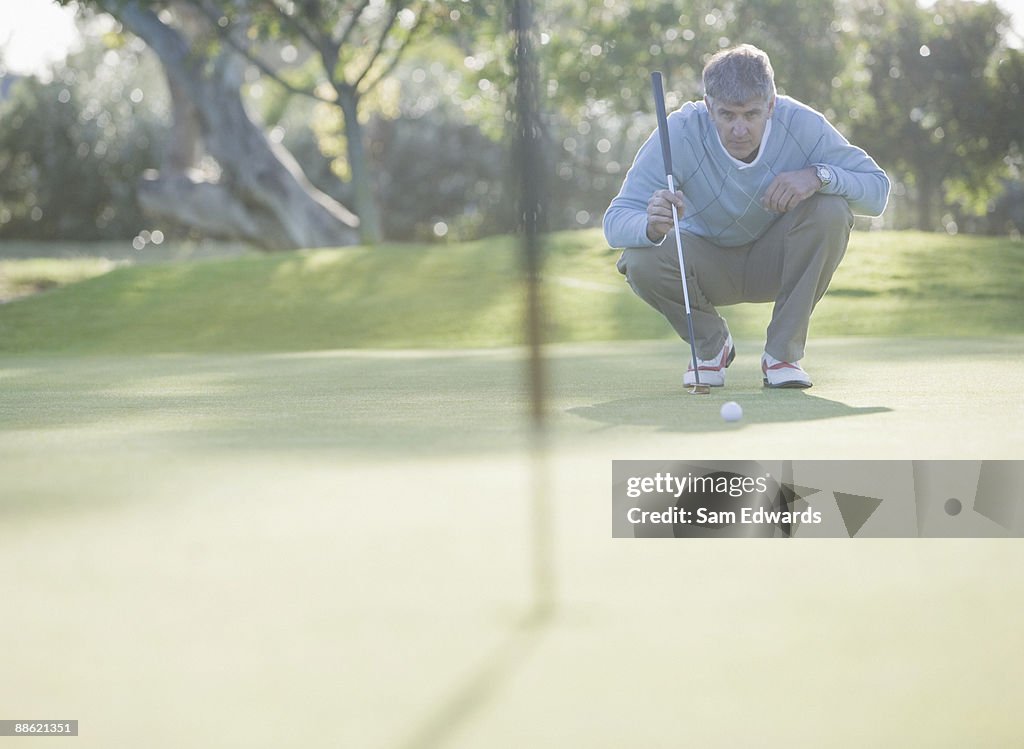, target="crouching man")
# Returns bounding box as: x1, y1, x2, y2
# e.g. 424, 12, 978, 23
604, 44, 890, 388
